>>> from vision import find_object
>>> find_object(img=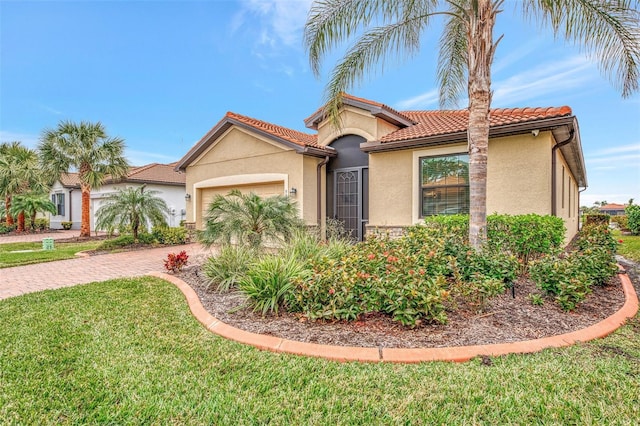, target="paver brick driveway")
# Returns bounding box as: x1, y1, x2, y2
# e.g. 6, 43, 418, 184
0, 243, 212, 300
